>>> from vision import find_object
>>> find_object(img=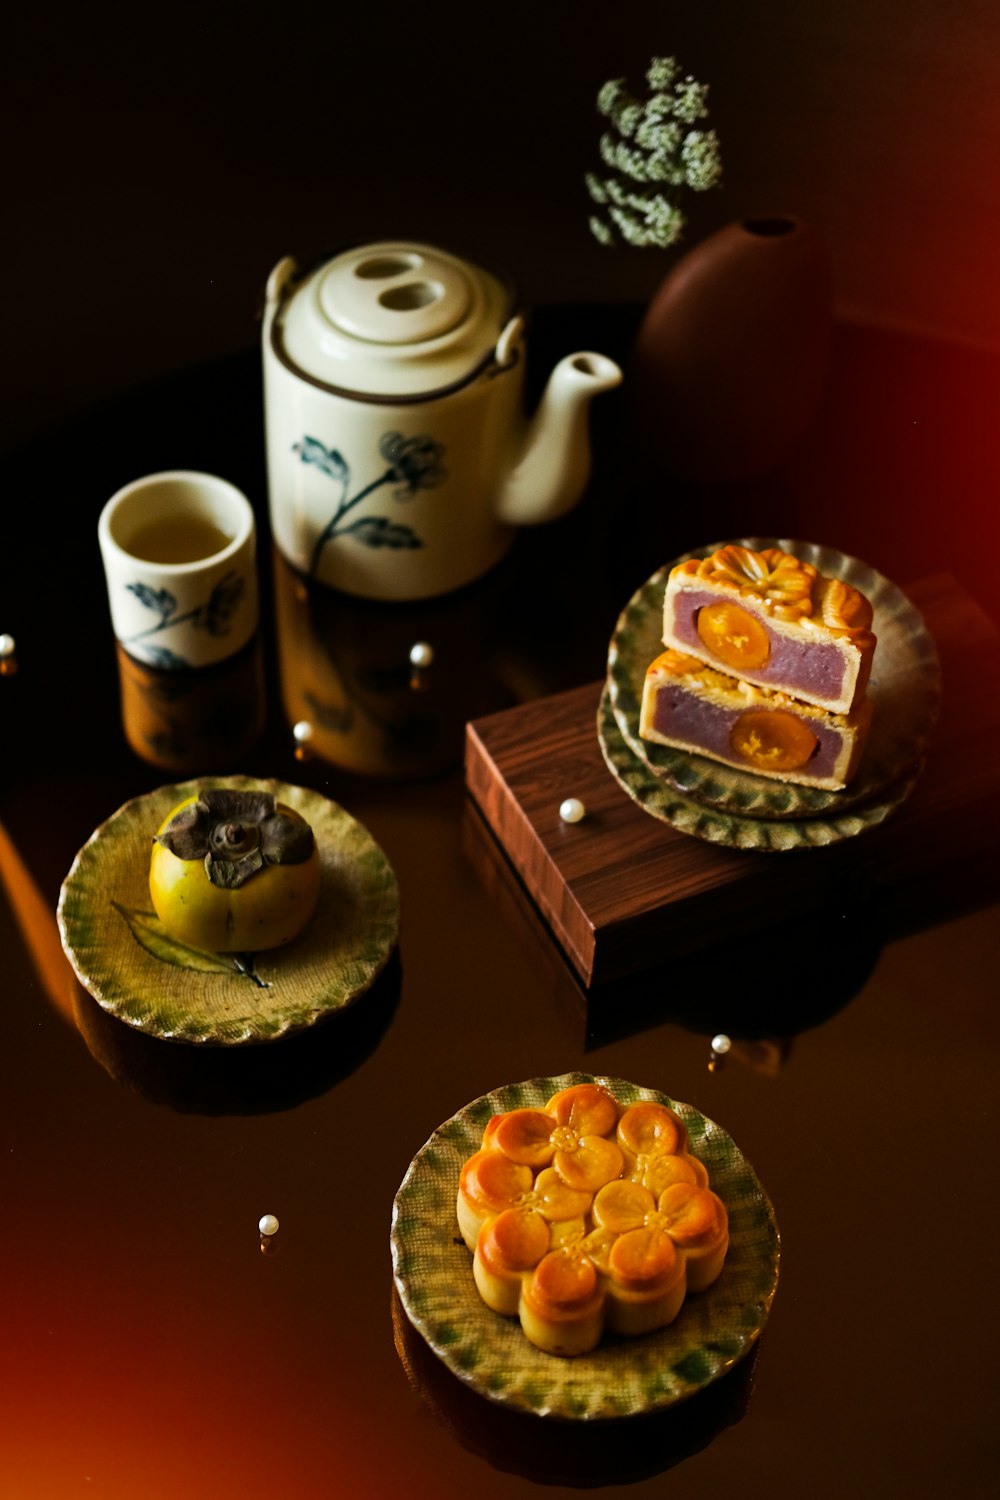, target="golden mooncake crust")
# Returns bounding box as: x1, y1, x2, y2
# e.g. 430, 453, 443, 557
672, 546, 874, 636
665, 545, 877, 714
456, 1082, 730, 1356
